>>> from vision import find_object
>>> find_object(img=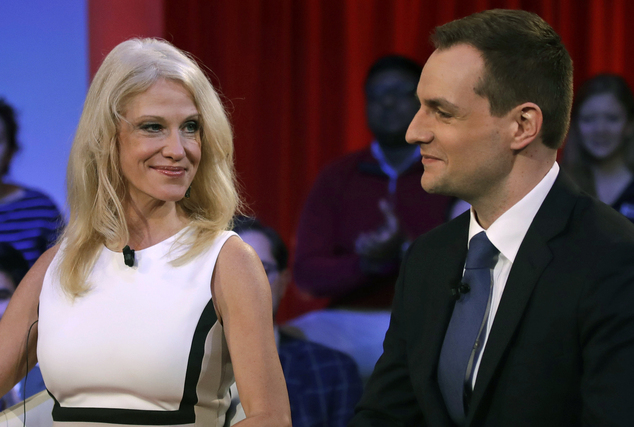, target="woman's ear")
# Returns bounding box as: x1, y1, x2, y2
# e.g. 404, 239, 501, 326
510, 102, 543, 151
